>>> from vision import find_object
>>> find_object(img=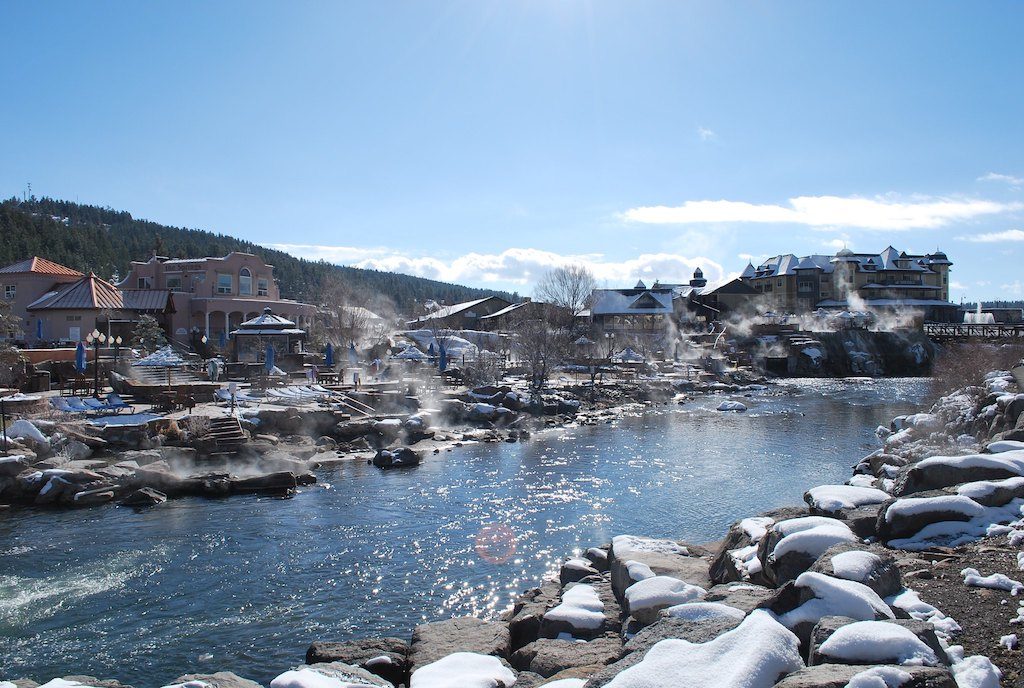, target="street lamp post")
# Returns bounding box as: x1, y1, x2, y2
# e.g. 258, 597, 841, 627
85, 329, 107, 398
113, 335, 123, 362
